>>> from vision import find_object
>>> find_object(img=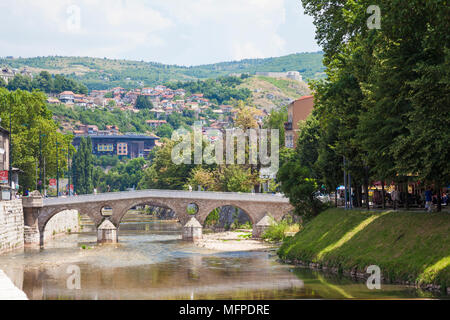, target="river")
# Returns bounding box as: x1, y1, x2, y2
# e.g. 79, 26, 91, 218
0, 212, 445, 300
